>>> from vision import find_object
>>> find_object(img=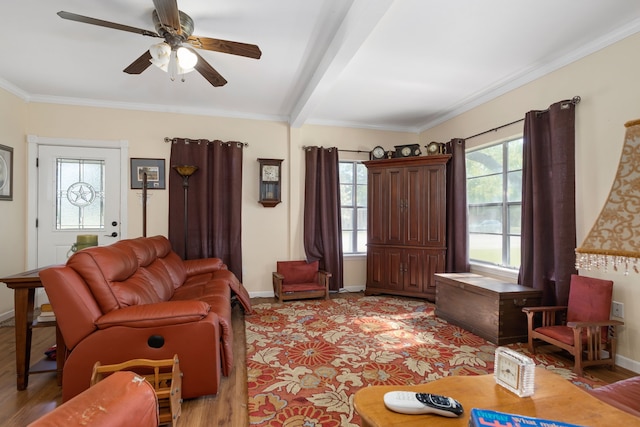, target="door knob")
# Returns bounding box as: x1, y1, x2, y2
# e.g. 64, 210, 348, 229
105, 232, 118, 237
111, 221, 118, 227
